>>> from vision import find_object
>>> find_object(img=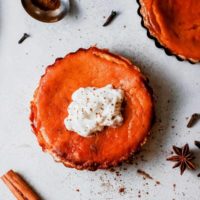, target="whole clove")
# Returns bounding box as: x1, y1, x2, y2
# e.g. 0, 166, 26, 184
18, 33, 30, 44
103, 11, 118, 27
194, 141, 200, 149
187, 113, 200, 128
